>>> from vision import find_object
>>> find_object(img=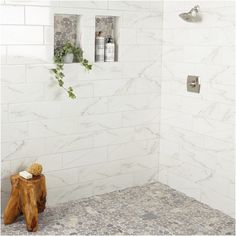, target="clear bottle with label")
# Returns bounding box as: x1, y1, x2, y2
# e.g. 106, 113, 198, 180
95, 31, 105, 62
105, 36, 115, 62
